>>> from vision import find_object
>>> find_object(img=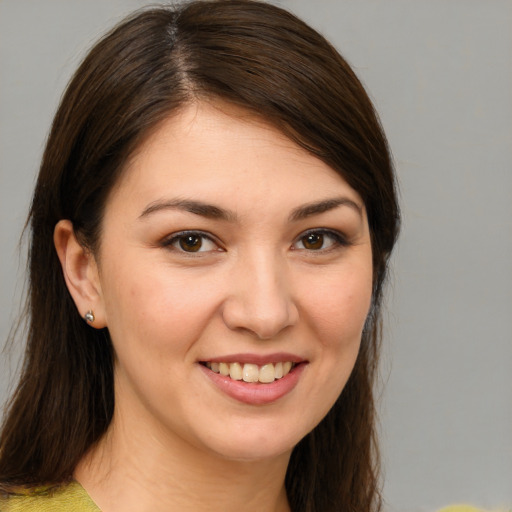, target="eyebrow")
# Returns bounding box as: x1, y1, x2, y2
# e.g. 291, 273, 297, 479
139, 196, 362, 222
289, 197, 362, 221
139, 198, 237, 221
